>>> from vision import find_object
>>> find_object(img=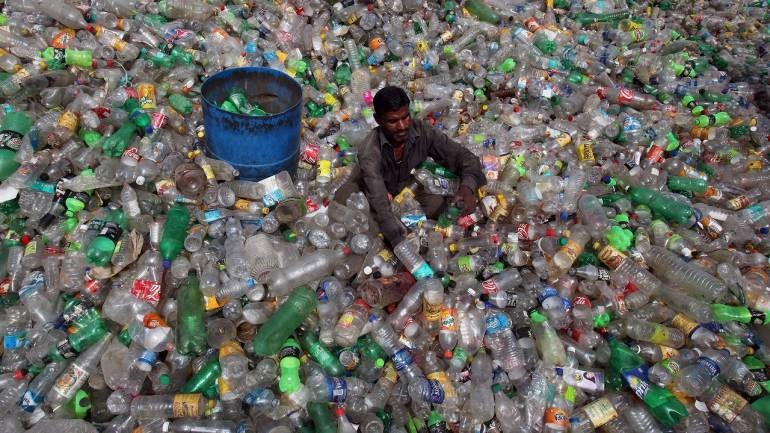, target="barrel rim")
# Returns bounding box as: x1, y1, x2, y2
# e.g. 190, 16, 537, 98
200, 66, 303, 119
